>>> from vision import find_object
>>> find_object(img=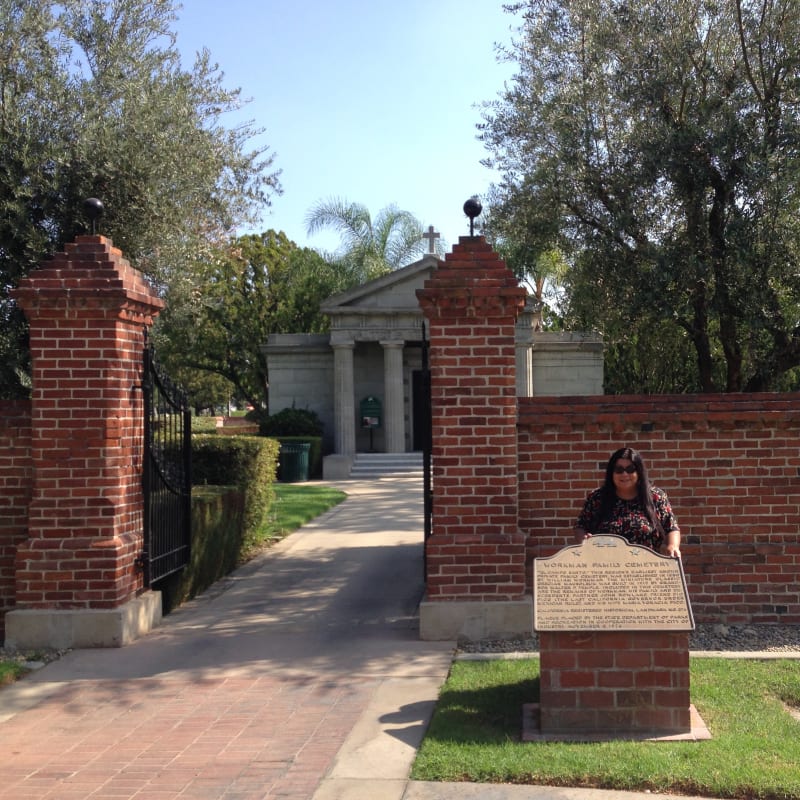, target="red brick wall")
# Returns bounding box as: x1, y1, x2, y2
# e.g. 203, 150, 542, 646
519, 393, 800, 624
0, 401, 32, 638
5, 232, 800, 636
